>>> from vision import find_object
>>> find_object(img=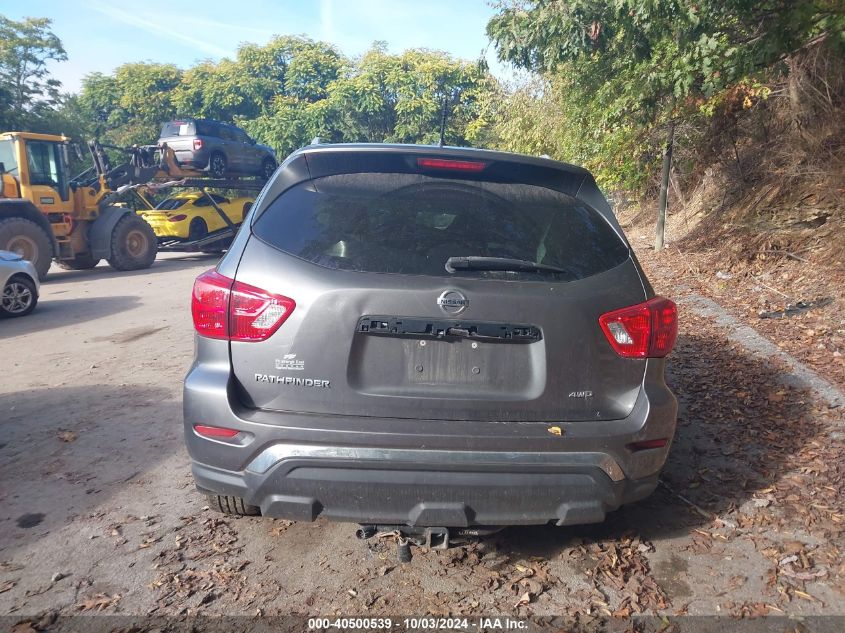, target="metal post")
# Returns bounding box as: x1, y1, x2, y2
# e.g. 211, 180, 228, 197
654, 119, 675, 251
